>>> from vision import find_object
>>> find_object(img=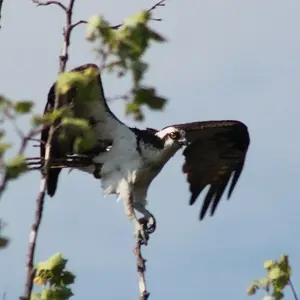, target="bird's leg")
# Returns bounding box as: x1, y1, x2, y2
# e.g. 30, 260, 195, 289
133, 202, 156, 235
124, 195, 149, 245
